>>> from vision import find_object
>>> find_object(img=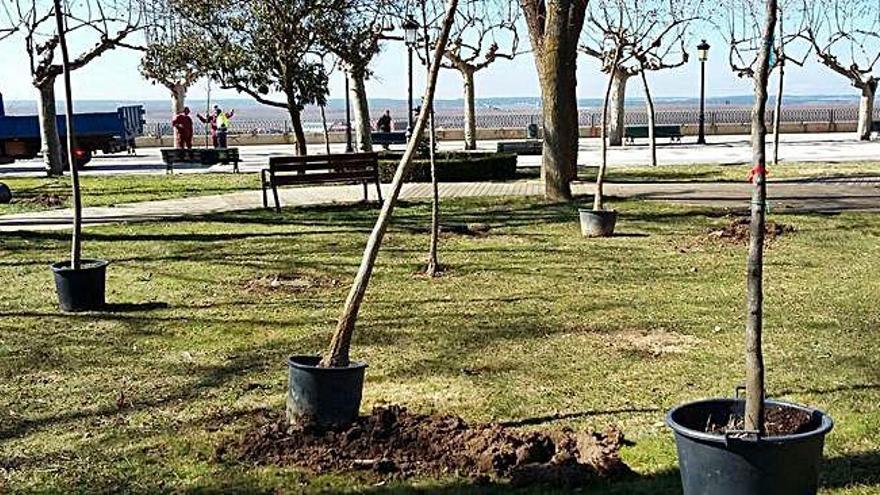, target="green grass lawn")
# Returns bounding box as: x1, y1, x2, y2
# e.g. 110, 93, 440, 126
579, 160, 880, 183
0, 174, 258, 215
2, 160, 880, 216
1, 196, 879, 494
